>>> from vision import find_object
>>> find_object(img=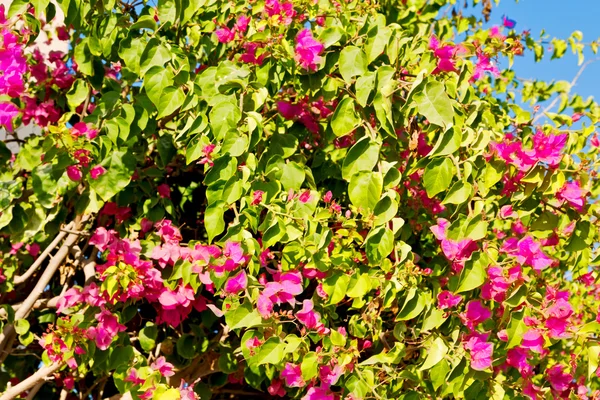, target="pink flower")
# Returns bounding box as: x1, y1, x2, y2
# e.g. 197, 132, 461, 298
267, 379, 286, 397
151, 356, 175, 377
90, 165, 106, 179
245, 337, 262, 350
296, 299, 321, 329
556, 181, 586, 212
481, 266, 511, 303
323, 191, 333, 203
302, 385, 334, 400
257, 271, 304, 318
463, 332, 493, 371
529, 131, 567, 167
501, 236, 553, 272
298, 190, 312, 203
71, 122, 98, 140
158, 183, 171, 199
591, 134, 600, 147
215, 27, 235, 43
429, 36, 458, 74
281, 363, 304, 387
234, 15, 250, 33
239, 42, 267, 66
224, 270, 247, 294
471, 52, 499, 82
499, 205, 517, 219
224, 241, 245, 264
502, 15, 516, 29
125, 368, 145, 385
489, 26, 506, 40
520, 329, 545, 353
0, 102, 19, 132
251, 190, 264, 205
198, 144, 216, 166
506, 347, 532, 376
546, 364, 572, 393
319, 364, 344, 386
26, 243, 40, 258
66, 165, 82, 181
56, 287, 83, 313
294, 29, 324, 72
545, 299, 573, 339
437, 291, 462, 309
264, 0, 296, 25
459, 301, 491, 331
87, 309, 126, 350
